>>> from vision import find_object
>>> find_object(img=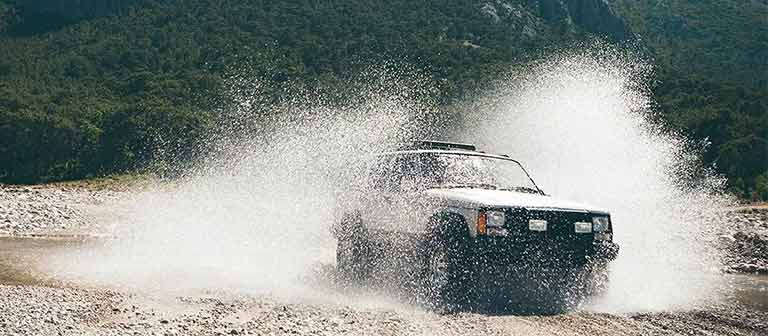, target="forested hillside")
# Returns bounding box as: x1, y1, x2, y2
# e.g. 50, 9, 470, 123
0, 0, 766, 199
609, 0, 768, 199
